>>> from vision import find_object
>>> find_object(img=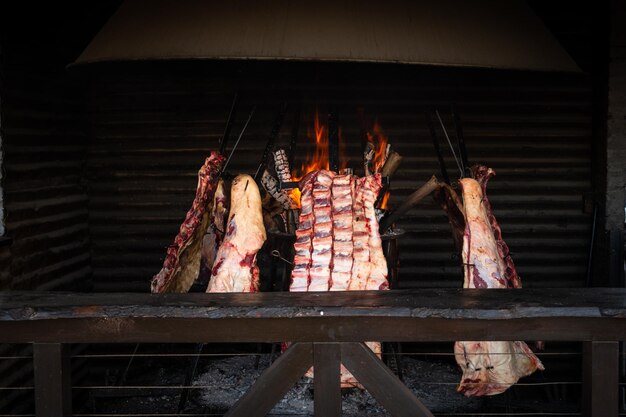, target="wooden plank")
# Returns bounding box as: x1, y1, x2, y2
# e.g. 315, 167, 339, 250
33, 343, 72, 417
2, 316, 626, 344
0, 290, 625, 343
340, 342, 433, 417
313, 343, 341, 417
225, 342, 313, 417
1, 288, 625, 318
582, 341, 619, 417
